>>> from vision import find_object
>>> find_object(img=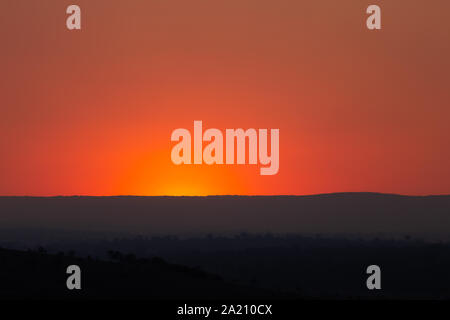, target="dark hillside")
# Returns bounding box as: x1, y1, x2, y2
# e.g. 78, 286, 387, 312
0, 247, 275, 300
